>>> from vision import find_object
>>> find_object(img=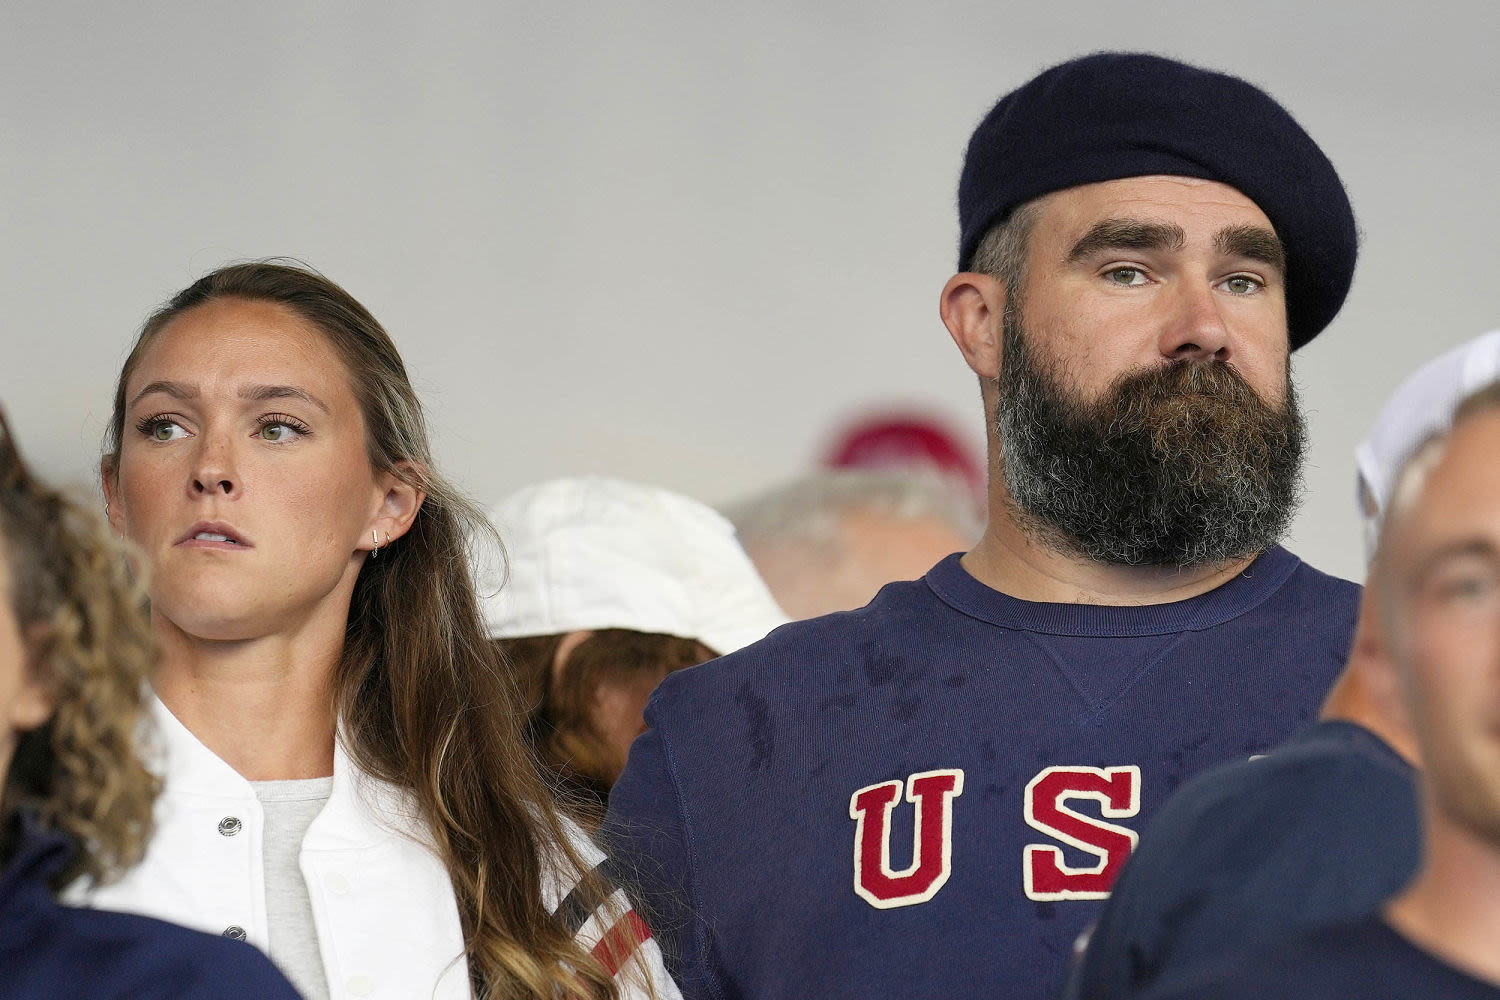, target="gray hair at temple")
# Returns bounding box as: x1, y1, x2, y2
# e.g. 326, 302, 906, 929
724, 470, 983, 621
